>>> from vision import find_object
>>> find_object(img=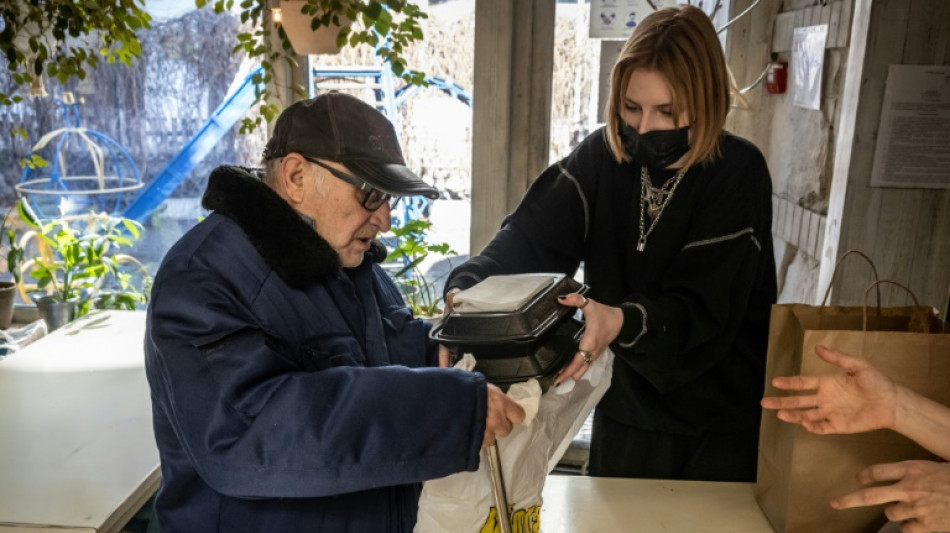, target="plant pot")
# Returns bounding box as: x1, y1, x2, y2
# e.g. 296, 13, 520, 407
0, 281, 16, 330
12, 304, 40, 324
36, 297, 78, 331
278, 1, 350, 55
